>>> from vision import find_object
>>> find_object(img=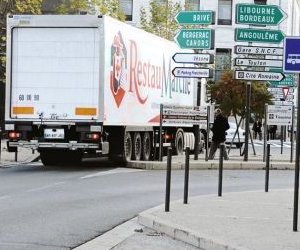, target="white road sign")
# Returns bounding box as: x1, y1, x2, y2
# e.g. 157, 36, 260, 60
235, 70, 285, 81
234, 58, 282, 68
272, 100, 294, 106
172, 67, 213, 78
267, 105, 293, 125
234, 45, 283, 56
172, 53, 214, 64
162, 105, 208, 125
